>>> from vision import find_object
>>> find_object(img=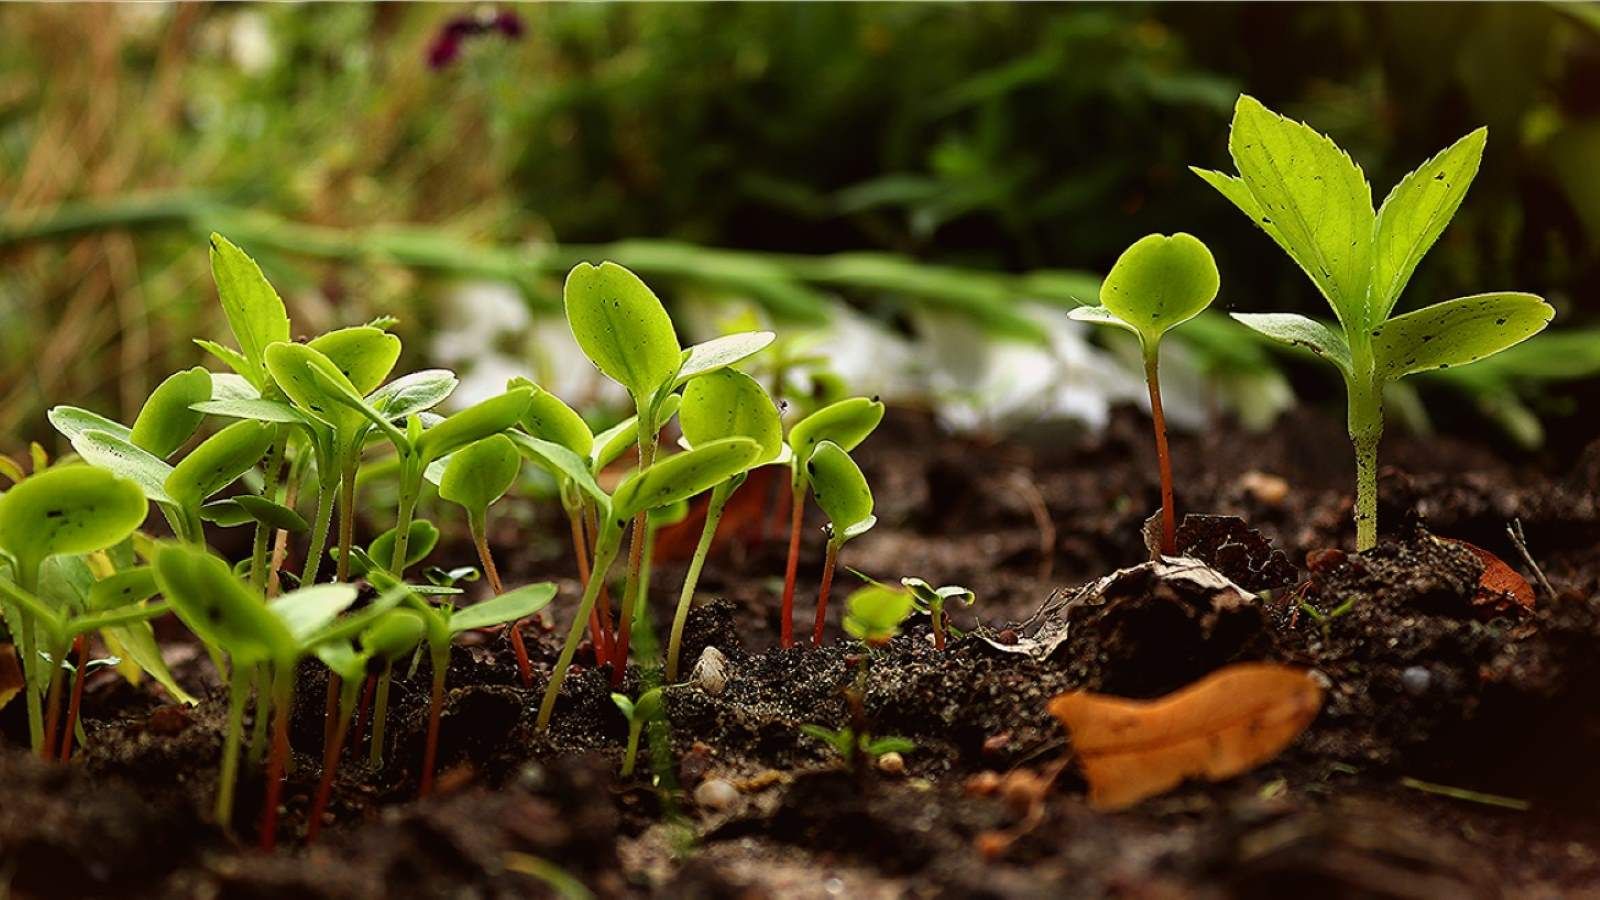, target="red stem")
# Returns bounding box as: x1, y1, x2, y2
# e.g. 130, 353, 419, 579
346, 674, 376, 760
475, 525, 532, 687
418, 661, 446, 798
586, 508, 616, 668
305, 713, 349, 843
610, 510, 647, 687
41, 662, 64, 760
259, 687, 291, 851
321, 673, 341, 760
933, 607, 946, 652
58, 635, 88, 762
811, 541, 839, 647
570, 509, 607, 667
1145, 353, 1177, 556
779, 482, 804, 648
